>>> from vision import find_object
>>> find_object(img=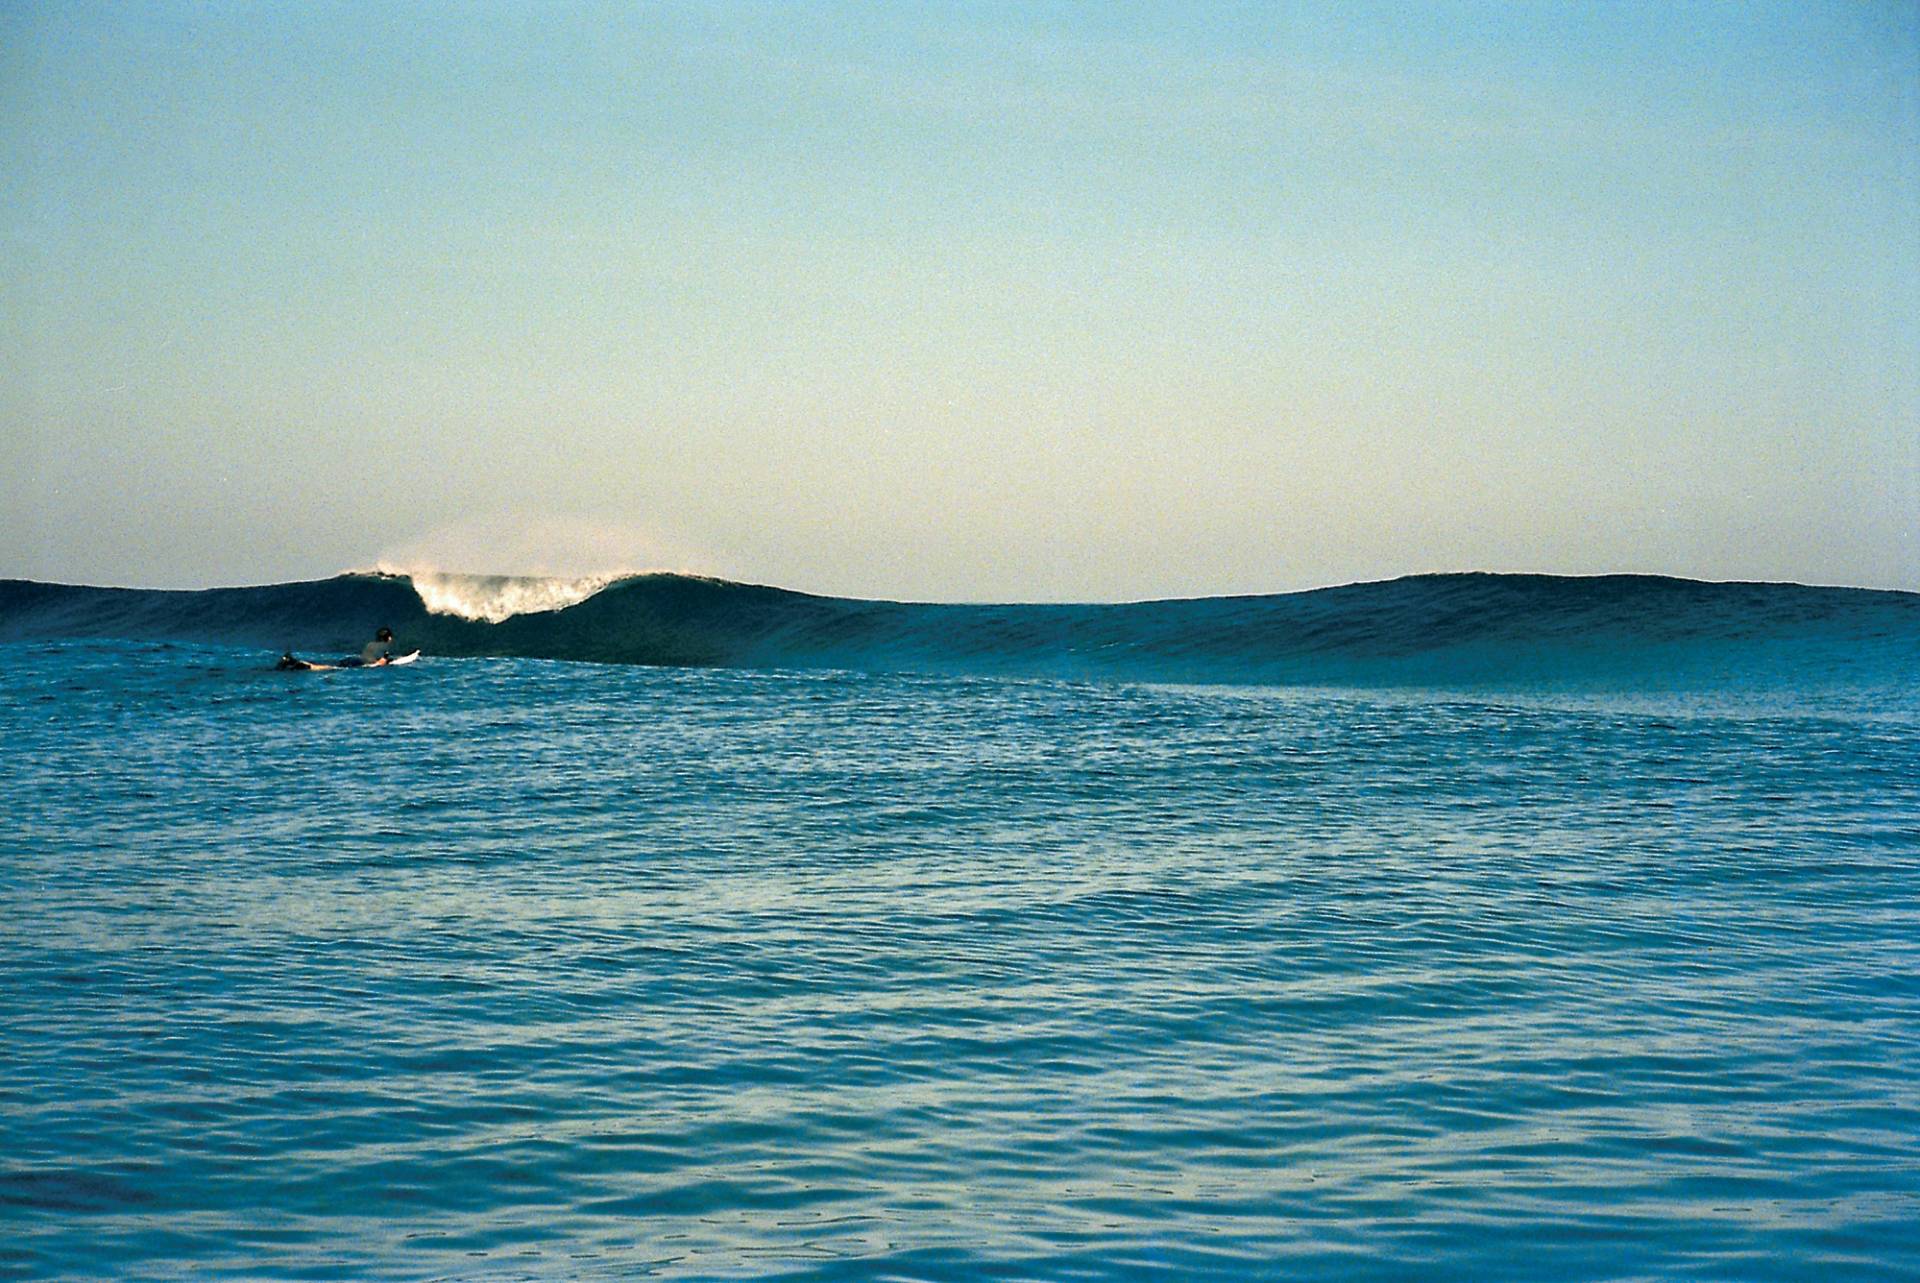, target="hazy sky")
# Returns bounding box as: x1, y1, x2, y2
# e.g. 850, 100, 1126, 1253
4, 1, 1916, 600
